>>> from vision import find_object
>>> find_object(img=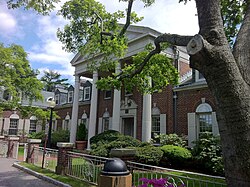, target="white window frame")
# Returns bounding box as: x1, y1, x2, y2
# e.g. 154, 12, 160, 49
68, 91, 73, 103
84, 87, 91, 101
195, 70, 205, 82
9, 119, 18, 135
29, 120, 37, 134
